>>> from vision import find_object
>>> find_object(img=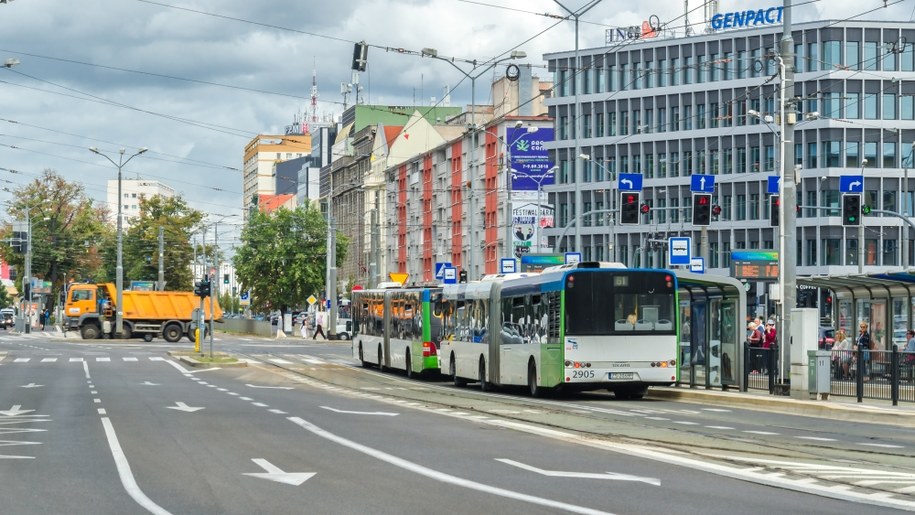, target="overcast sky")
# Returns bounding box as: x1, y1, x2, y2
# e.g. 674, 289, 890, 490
0, 0, 911, 247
